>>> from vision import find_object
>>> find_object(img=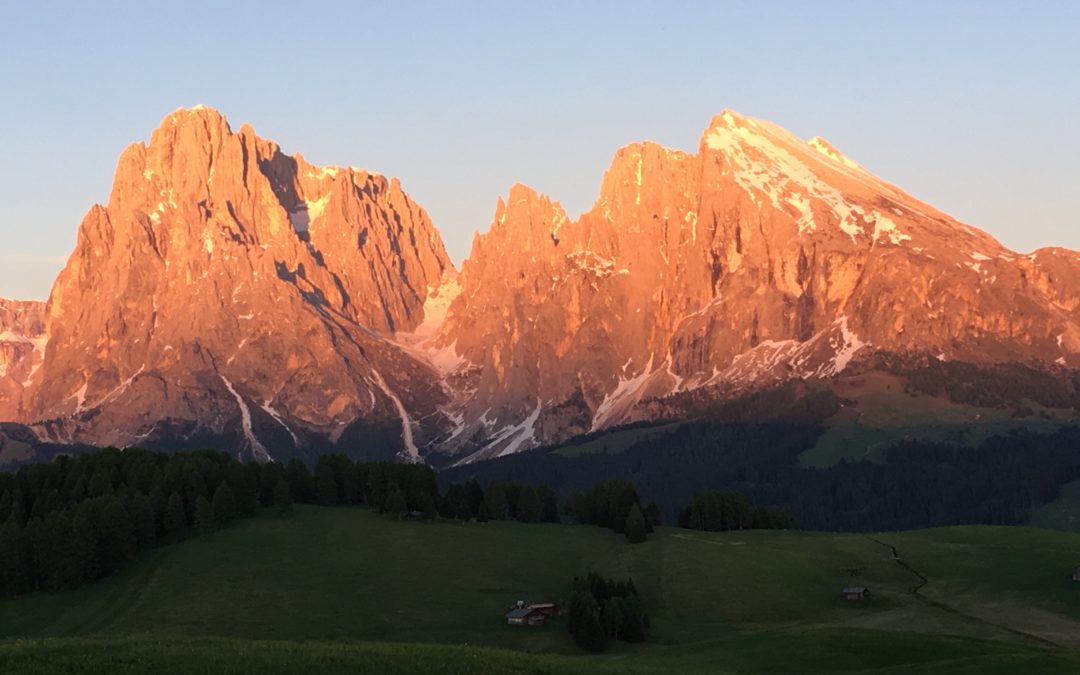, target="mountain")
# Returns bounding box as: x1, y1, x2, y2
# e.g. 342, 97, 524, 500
428, 111, 1079, 462
17, 107, 453, 462
0, 298, 46, 421
1, 107, 1077, 465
